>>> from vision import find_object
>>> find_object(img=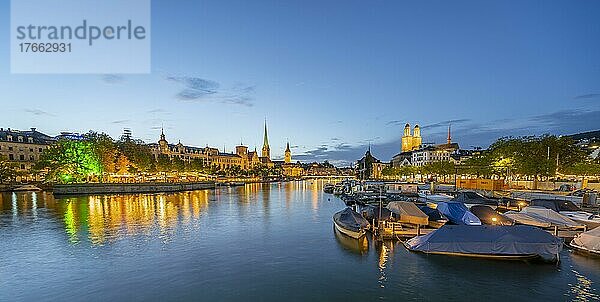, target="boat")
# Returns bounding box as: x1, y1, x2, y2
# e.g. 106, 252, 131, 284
417, 205, 448, 228
417, 191, 453, 203
332, 207, 370, 239
386, 201, 429, 226
571, 226, 600, 256
470, 205, 514, 226
520, 206, 584, 230
436, 202, 482, 225
404, 225, 563, 263
502, 211, 553, 228
323, 184, 334, 194
452, 191, 499, 208
13, 185, 42, 192
360, 205, 395, 223
530, 199, 600, 229
333, 226, 369, 255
